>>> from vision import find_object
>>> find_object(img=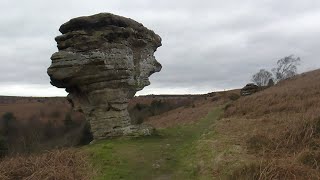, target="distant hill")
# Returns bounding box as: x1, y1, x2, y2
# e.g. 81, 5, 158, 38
0, 91, 236, 124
